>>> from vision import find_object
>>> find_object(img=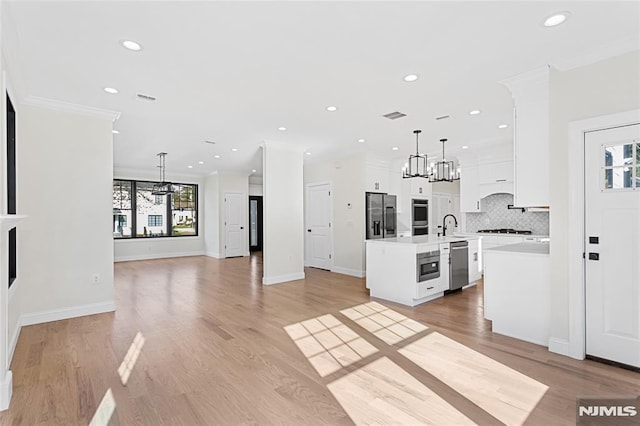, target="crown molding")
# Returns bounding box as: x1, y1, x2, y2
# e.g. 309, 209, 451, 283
550, 35, 639, 72
22, 96, 121, 121
261, 140, 307, 152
